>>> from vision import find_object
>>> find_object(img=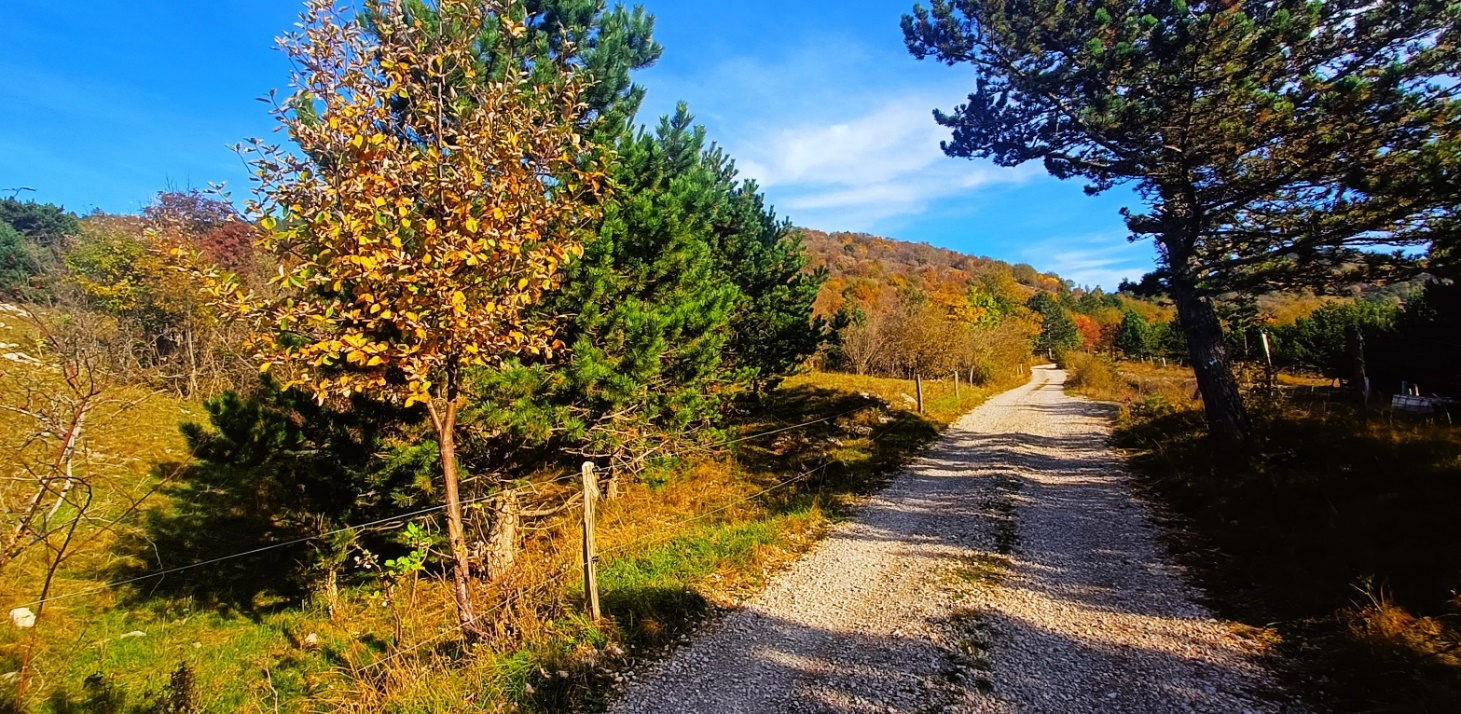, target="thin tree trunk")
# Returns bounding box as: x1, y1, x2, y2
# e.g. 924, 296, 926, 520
1346, 324, 1369, 414
1170, 277, 1249, 443
428, 396, 484, 640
